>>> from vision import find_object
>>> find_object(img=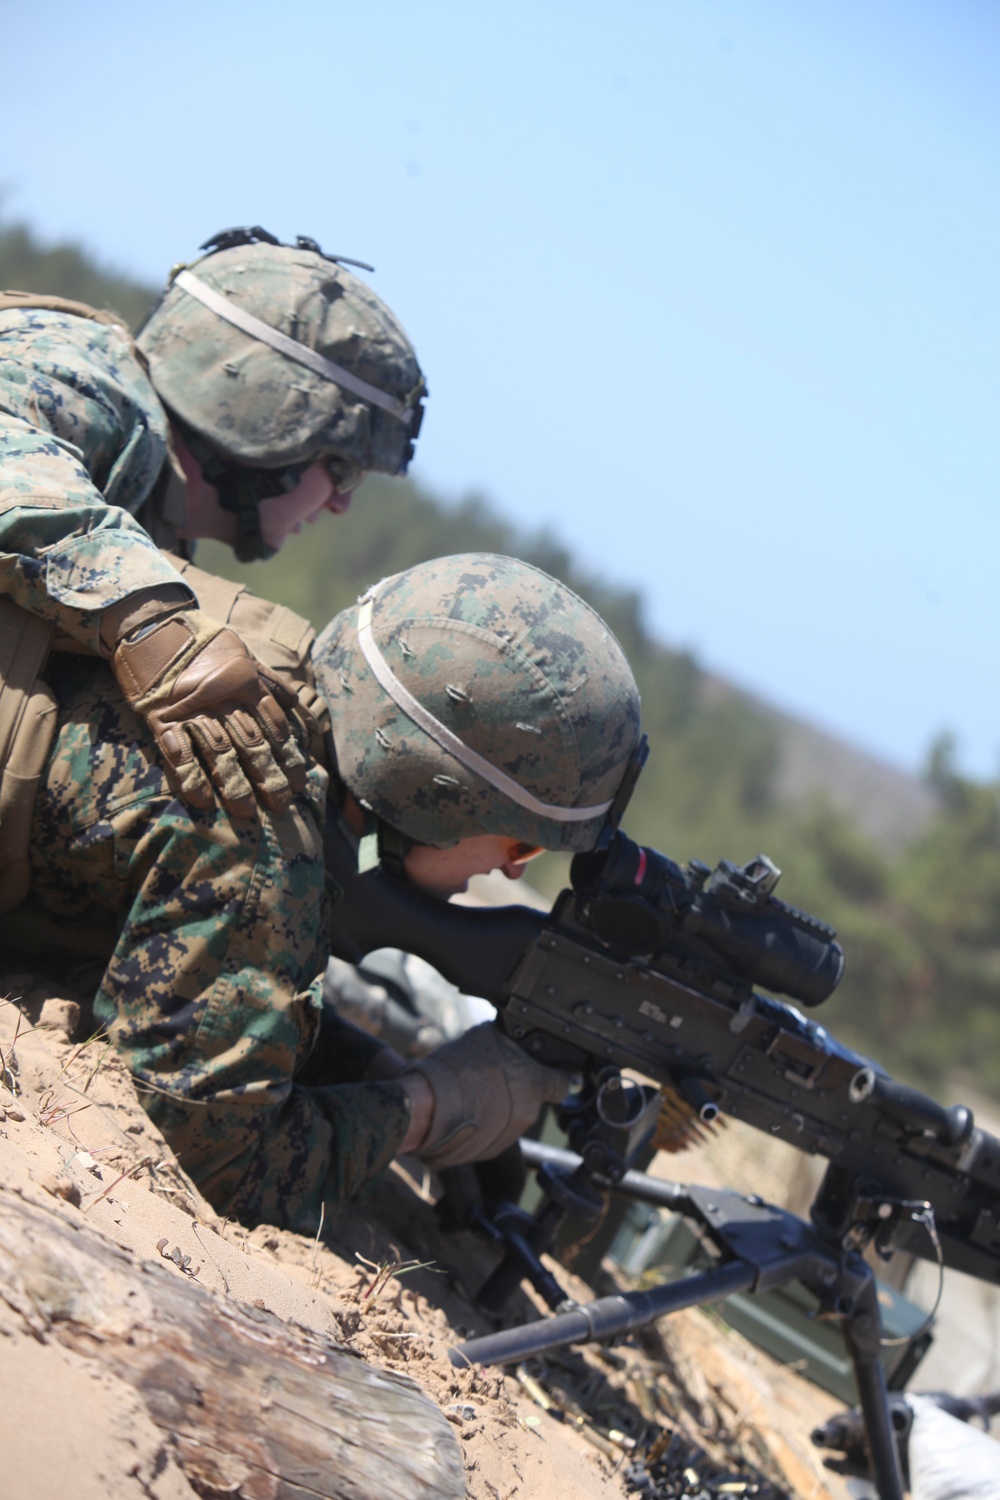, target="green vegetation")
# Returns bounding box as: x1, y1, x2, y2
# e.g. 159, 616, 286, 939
0, 213, 159, 330
4, 215, 998, 1099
